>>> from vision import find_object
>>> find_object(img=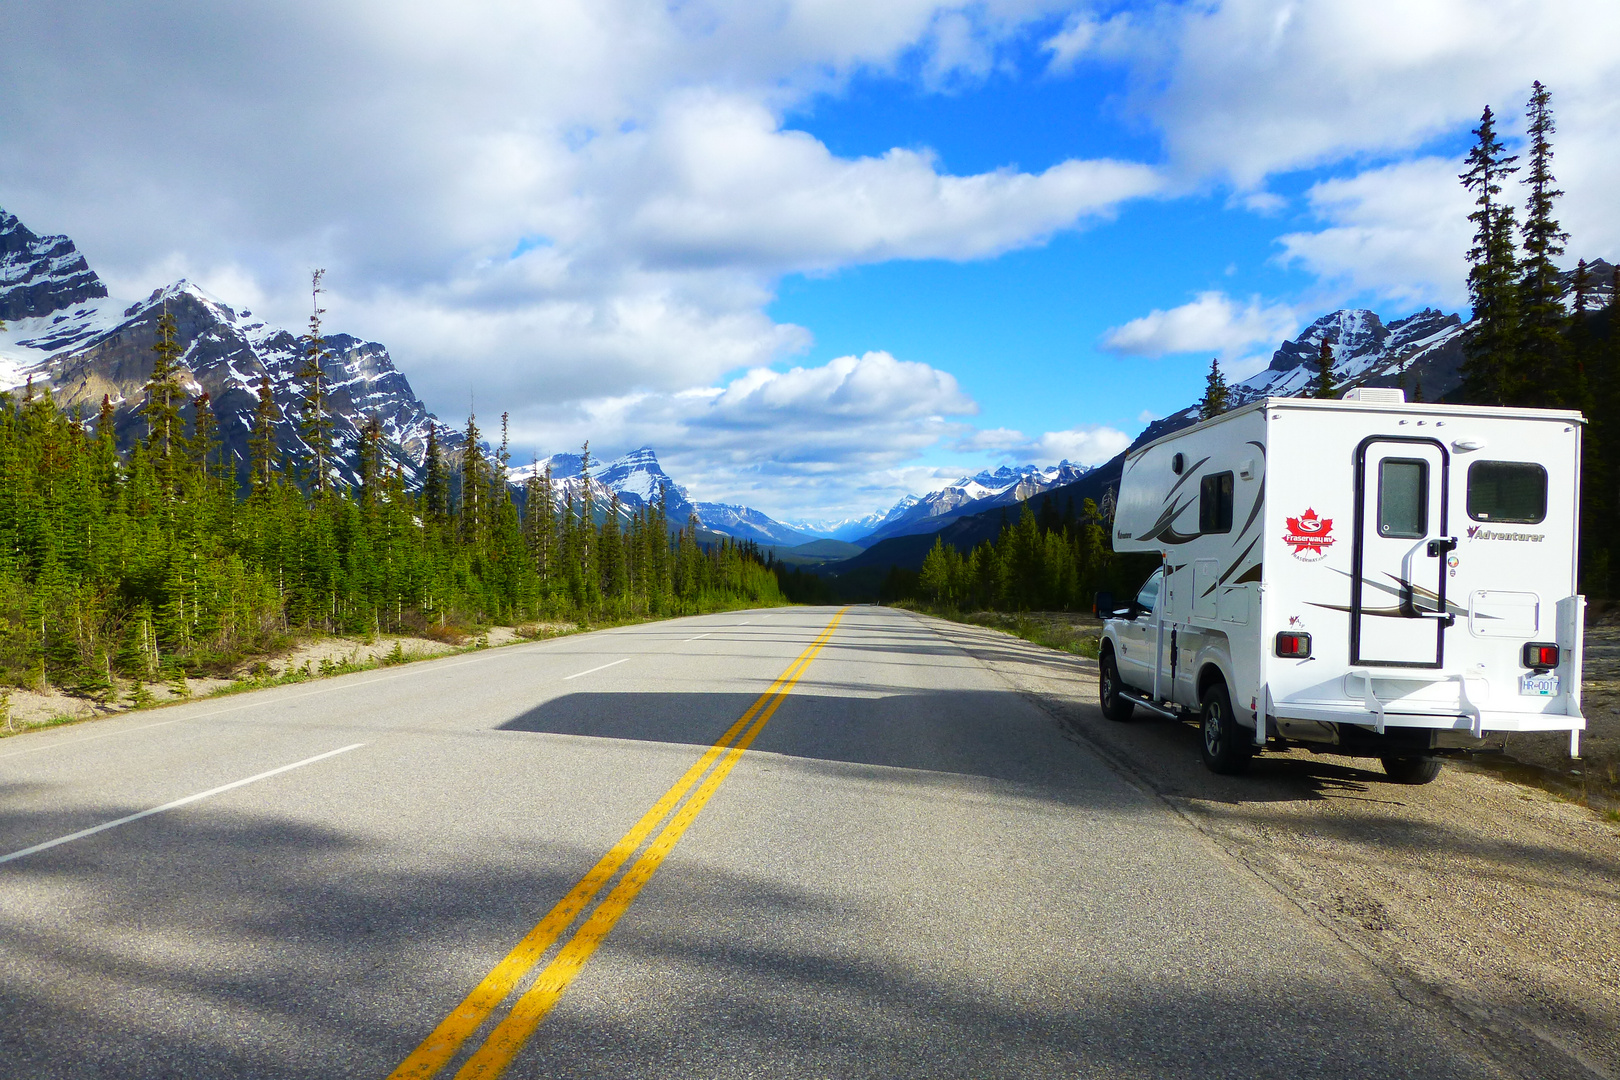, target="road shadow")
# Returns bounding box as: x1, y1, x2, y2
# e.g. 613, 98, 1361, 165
0, 802, 1534, 1080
